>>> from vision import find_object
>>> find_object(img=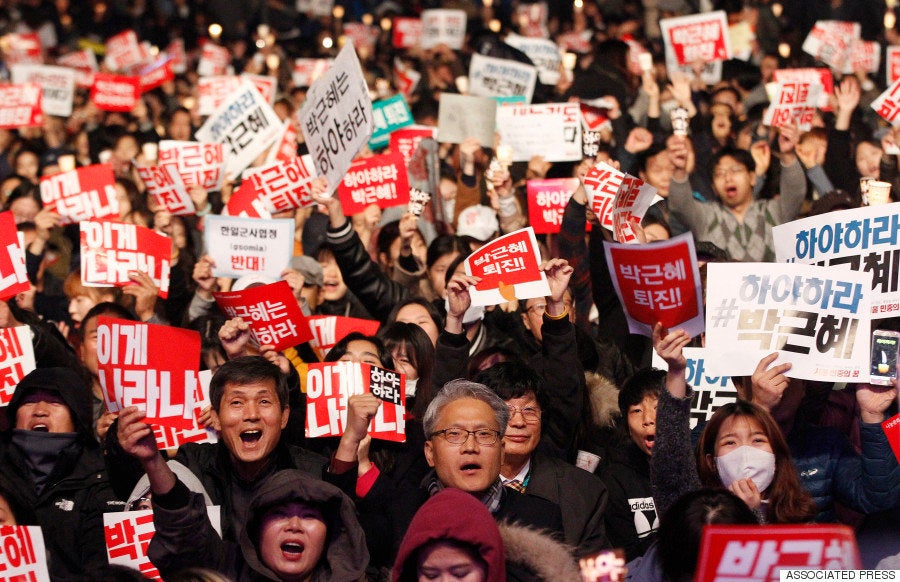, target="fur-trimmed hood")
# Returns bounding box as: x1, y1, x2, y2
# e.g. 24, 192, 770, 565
499, 521, 581, 581
585, 372, 620, 429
